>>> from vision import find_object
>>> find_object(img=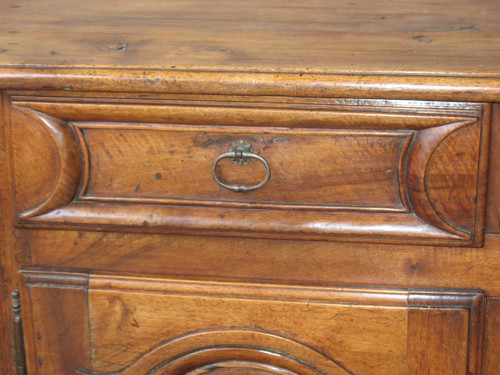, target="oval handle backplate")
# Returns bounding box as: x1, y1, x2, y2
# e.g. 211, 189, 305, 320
212, 140, 271, 192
